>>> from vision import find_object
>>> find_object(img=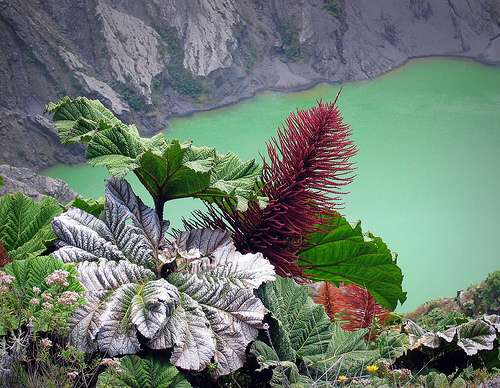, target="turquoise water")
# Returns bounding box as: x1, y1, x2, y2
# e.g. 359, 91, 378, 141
44, 58, 500, 311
